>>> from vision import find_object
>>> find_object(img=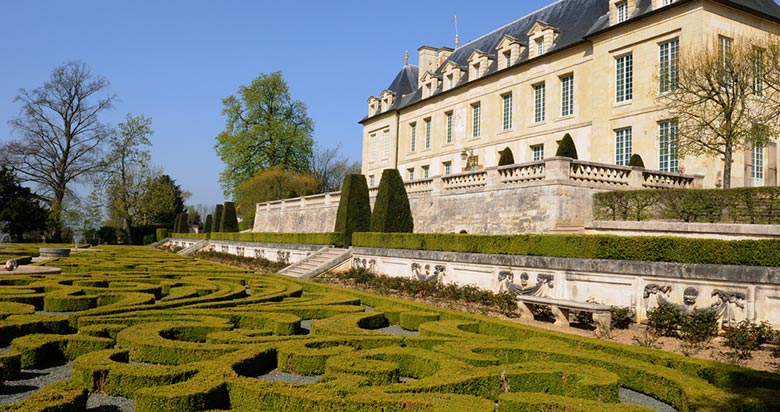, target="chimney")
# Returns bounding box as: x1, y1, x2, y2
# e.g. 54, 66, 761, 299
418, 46, 438, 88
